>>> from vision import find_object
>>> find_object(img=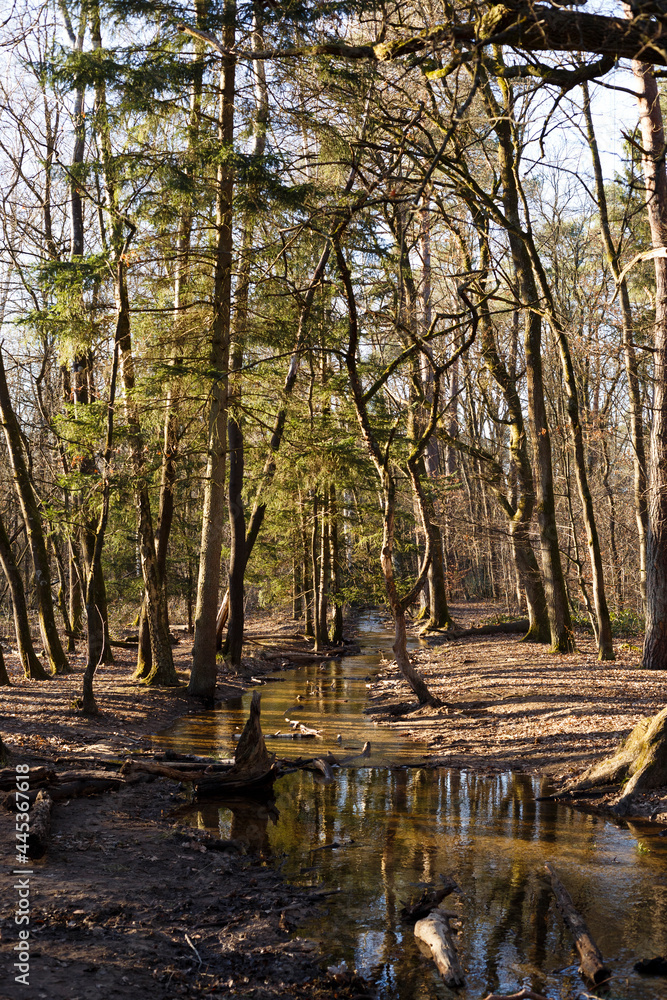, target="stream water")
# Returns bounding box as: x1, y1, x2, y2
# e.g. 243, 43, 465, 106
155, 616, 667, 999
